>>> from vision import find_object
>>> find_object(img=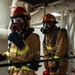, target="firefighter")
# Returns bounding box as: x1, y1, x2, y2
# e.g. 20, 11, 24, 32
0, 7, 40, 75
41, 14, 68, 75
